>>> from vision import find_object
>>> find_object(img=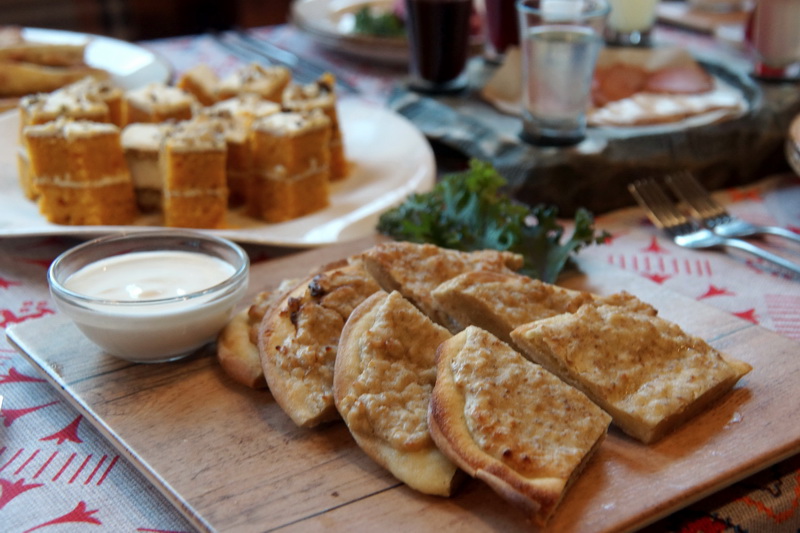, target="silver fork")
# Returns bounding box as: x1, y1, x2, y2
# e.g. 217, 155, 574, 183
628, 179, 800, 276
665, 171, 800, 244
